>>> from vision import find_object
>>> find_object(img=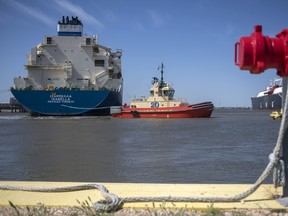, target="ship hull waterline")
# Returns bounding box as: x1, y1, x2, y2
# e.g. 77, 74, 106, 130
11, 89, 122, 116
112, 102, 214, 118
